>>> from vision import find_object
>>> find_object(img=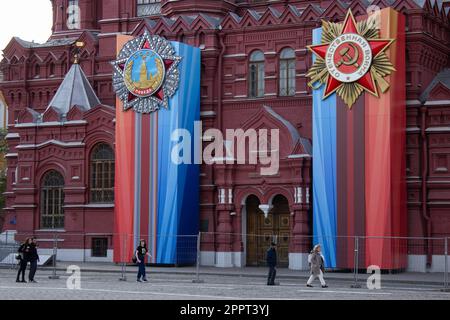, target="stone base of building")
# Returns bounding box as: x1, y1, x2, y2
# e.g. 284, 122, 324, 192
200, 251, 310, 269
38, 249, 114, 263
199, 251, 245, 267
407, 255, 450, 273
288, 253, 310, 271
0, 230, 17, 244
214, 252, 242, 268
